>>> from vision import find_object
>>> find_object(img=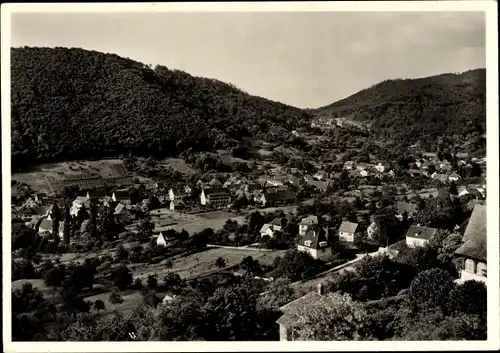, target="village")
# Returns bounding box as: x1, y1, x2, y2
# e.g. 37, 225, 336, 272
11, 131, 487, 340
